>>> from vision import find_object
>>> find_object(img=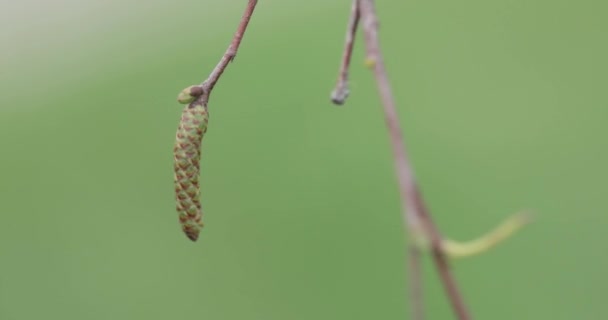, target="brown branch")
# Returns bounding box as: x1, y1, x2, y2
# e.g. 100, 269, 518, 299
408, 246, 425, 320
187, 0, 258, 106
331, 1, 426, 318
331, 0, 360, 105
357, 1, 472, 319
